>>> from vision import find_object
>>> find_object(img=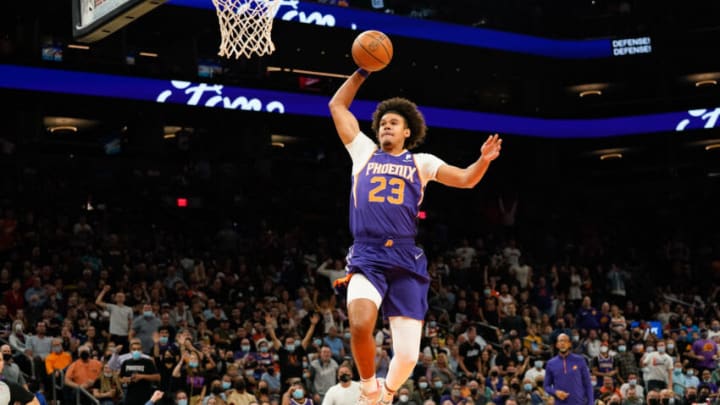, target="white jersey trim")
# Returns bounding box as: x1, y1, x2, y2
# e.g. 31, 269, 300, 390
345, 132, 446, 186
